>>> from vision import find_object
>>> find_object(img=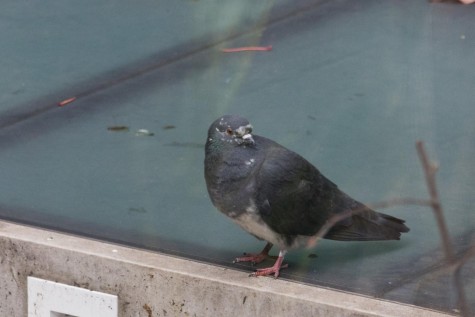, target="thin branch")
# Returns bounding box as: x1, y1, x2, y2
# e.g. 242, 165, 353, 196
453, 245, 475, 271
452, 244, 475, 316
305, 141, 471, 316
450, 245, 475, 316
415, 141, 455, 261
415, 141, 470, 317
